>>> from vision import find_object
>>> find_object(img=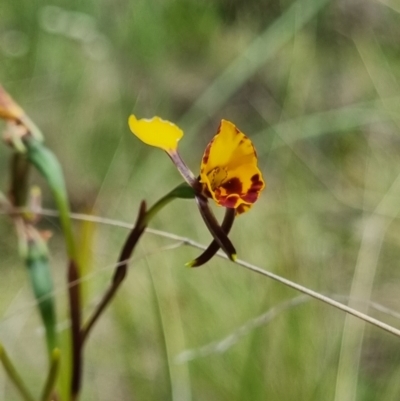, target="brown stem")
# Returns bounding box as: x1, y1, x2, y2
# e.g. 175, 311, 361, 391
68, 259, 82, 399
81, 201, 147, 344
9, 153, 30, 208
